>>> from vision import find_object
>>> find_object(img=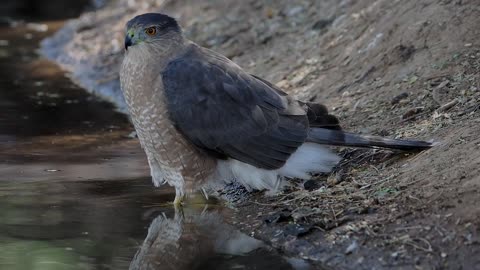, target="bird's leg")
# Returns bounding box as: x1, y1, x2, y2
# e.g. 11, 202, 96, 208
173, 186, 186, 207
201, 187, 209, 200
